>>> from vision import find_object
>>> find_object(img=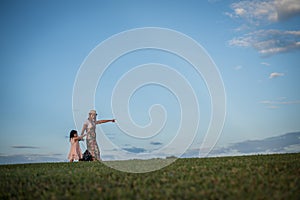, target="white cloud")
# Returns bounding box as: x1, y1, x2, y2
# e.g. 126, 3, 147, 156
269, 72, 284, 78
260, 98, 300, 109
229, 0, 277, 25
229, 29, 300, 55
235, 8, 246, 16
229, 0, 300, 25
260, 99, 300, 104
261, 62, 270, 66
